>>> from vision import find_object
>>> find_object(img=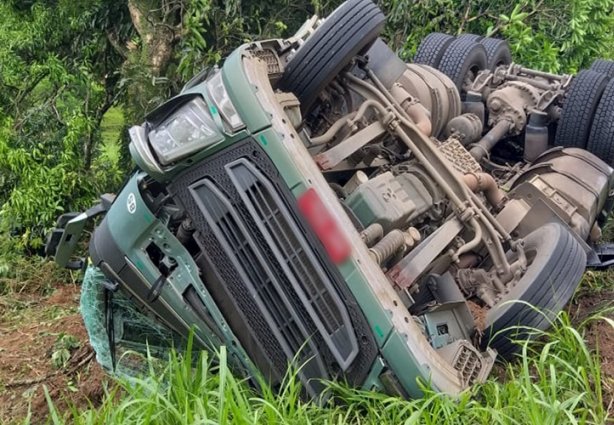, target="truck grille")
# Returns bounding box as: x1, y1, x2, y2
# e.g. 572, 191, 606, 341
189, 178, 329, 394
169, 138, 377, 397
227, 159, 358, 368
